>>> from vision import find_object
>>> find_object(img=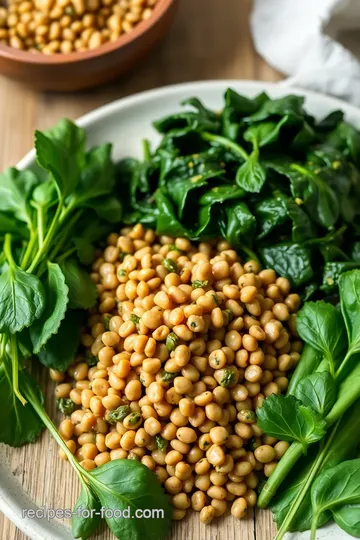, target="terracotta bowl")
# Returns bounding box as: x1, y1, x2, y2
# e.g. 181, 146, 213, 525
0, 0, 177, 91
